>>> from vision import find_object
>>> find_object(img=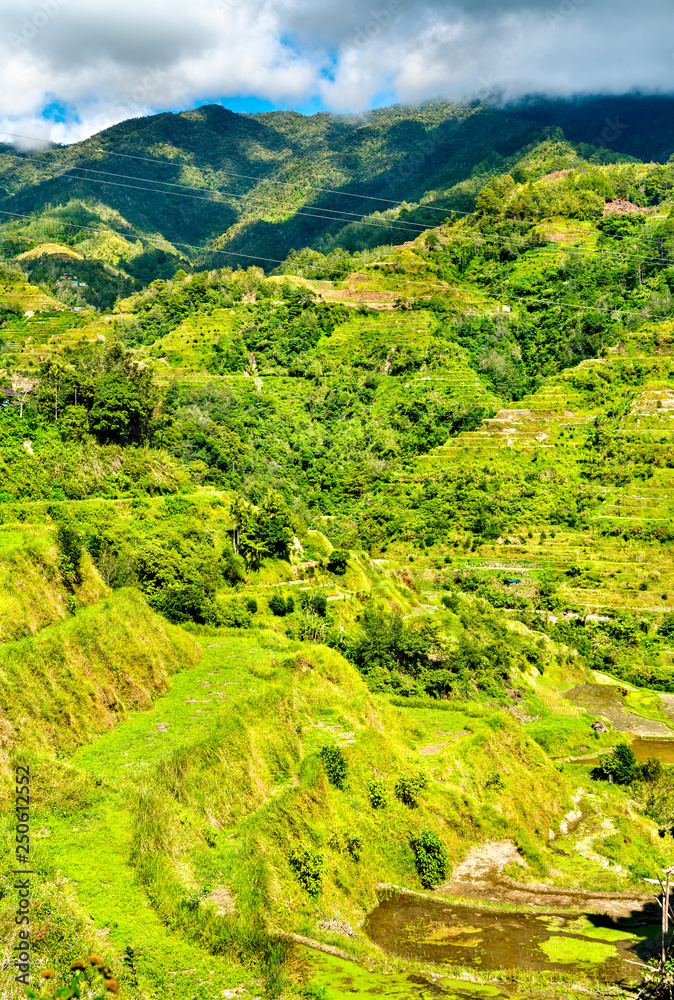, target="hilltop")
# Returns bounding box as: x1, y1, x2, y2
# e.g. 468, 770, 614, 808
0, 94, 673, 305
